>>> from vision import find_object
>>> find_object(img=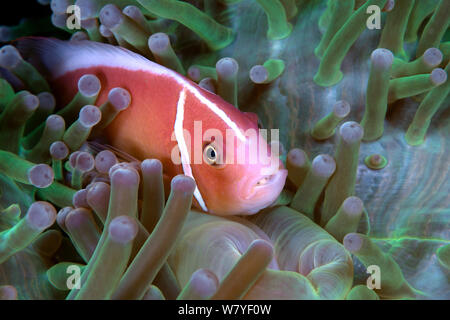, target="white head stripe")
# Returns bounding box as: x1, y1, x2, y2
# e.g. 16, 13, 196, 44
36, 39, 245, 141
174, 89, 208, 212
